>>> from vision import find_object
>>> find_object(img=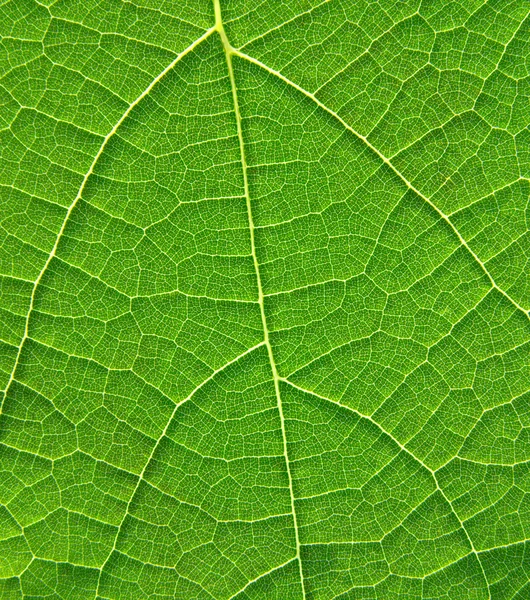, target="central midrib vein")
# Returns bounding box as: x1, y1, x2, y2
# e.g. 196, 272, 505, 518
214, 1, 306, 597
